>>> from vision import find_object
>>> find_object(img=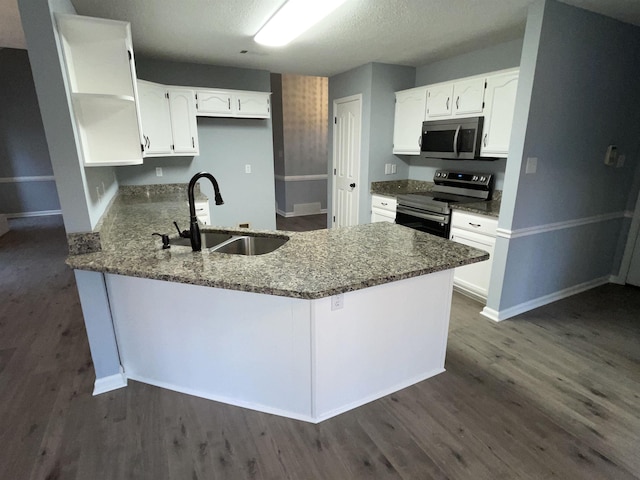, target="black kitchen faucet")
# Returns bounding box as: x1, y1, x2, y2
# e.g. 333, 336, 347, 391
188, 172, 224, 251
